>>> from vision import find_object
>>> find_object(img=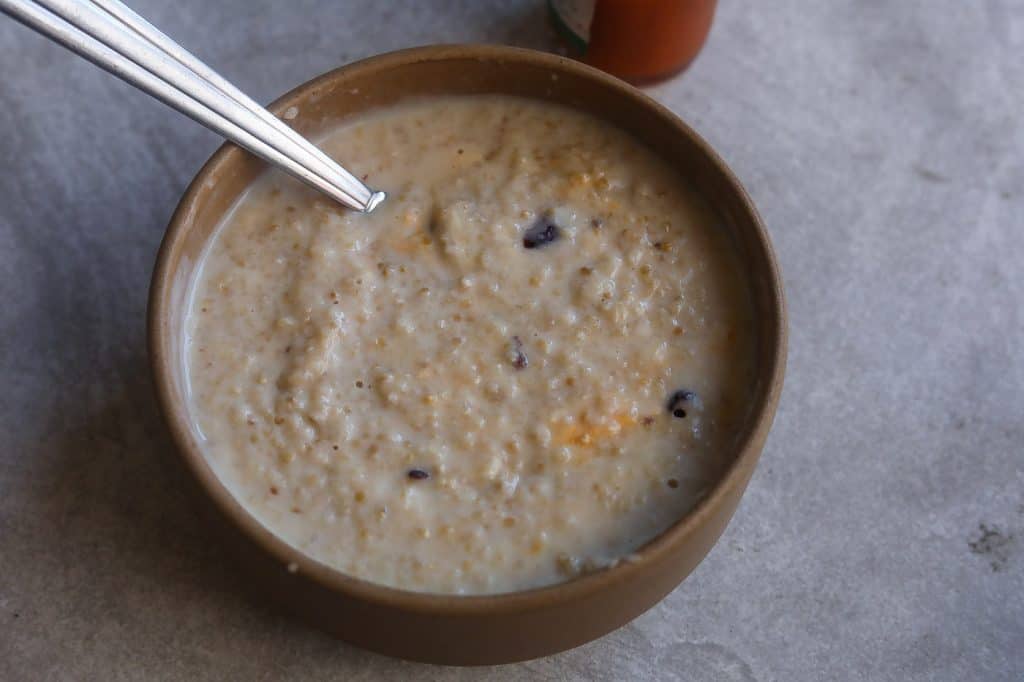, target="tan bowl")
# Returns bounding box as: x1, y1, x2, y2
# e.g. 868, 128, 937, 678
148, 44, 786, 665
